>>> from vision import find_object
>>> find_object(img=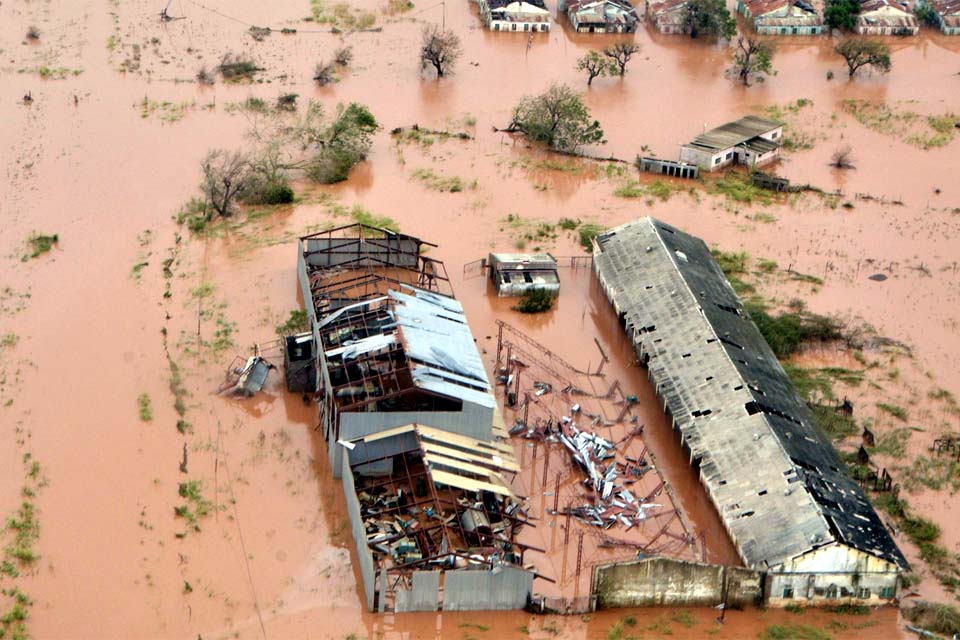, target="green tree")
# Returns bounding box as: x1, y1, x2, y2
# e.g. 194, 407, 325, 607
508, 83, 605, 152
304, 102, 379, 183
576, 50, 615, 86
824, 0, 861, 30
683, 0, 736, 39
731, 36, 775, 86
914, 2, 939, 25
835, 38, 891, 78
